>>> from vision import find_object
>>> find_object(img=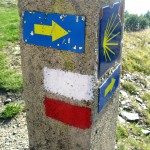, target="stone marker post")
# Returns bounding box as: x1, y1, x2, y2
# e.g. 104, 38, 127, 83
18, 0, 124, 149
